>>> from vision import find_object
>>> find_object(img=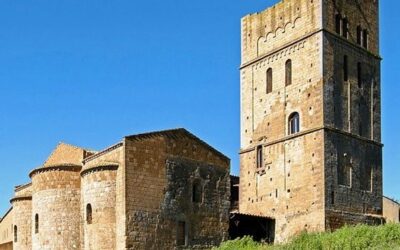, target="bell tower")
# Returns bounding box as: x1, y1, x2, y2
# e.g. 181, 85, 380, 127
239, 0, 383, 242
